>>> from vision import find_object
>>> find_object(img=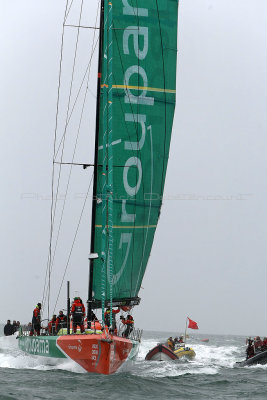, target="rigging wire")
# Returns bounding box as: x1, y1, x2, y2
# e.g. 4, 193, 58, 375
65, 0, 75, 23
54, 36, 99, 160
52, 172, 94, 313
51, 0, 85, 249
65, 24, 100, 29
42, 0, 70, 319
42, 0, 101, 313
46, 2, 100, 299
43, 0, 84, 313
54, 161, 94, 167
